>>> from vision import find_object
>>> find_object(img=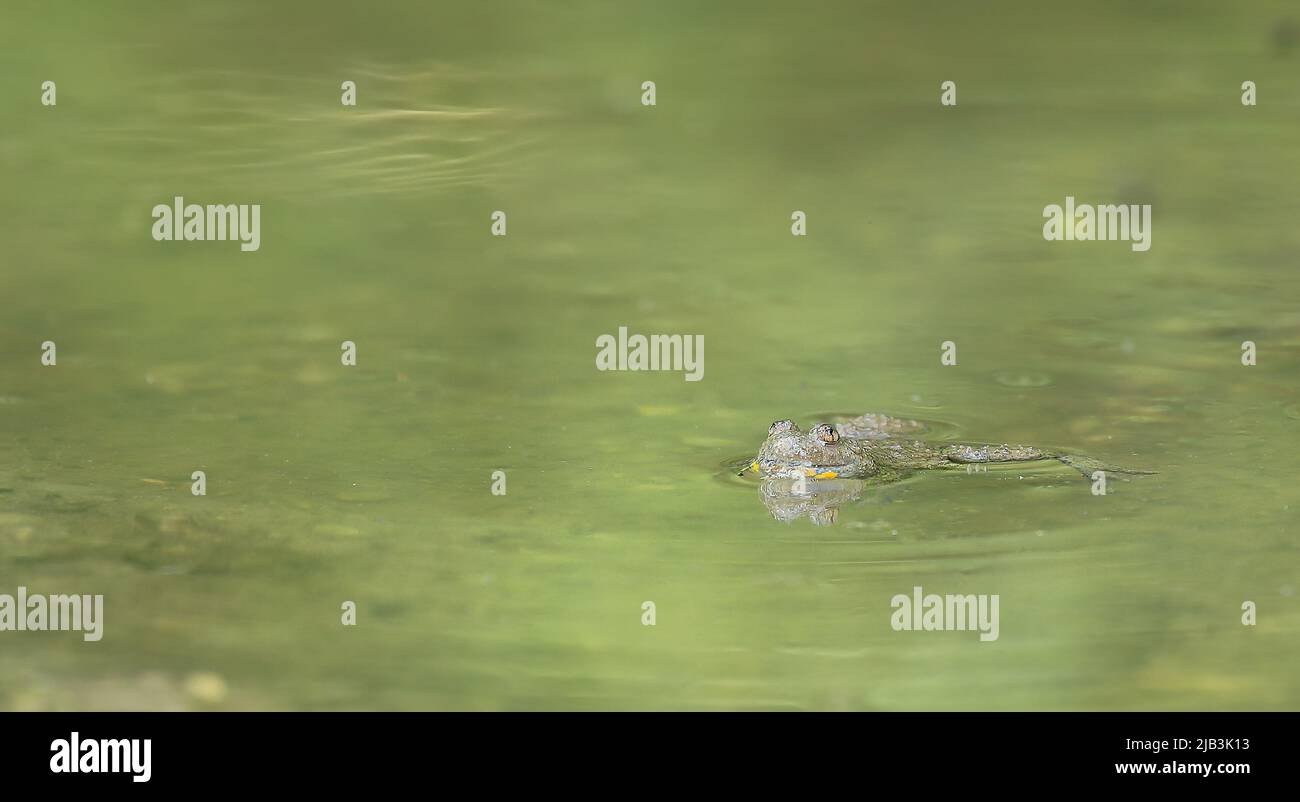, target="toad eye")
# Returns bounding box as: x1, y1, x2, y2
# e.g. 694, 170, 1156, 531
811, 423, 840, 444
768, 419, 795, 436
